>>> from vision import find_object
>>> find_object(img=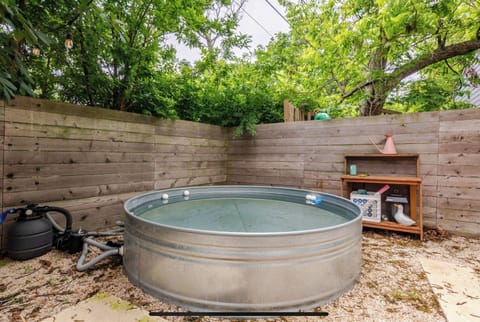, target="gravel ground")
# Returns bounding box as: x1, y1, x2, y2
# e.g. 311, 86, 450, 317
1, 229, 479, 322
